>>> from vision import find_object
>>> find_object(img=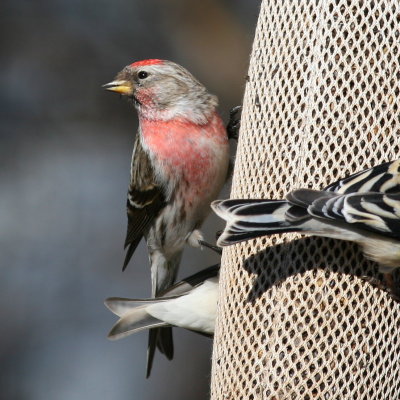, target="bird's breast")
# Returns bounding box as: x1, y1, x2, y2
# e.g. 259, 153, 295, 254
140, 114, 229, 199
